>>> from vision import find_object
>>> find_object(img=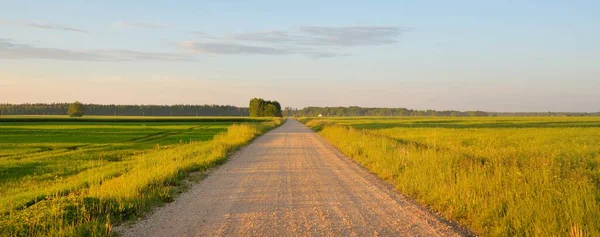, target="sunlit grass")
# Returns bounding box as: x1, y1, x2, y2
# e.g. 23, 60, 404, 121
301, 117, 600, 236
0, 118, 282, 236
